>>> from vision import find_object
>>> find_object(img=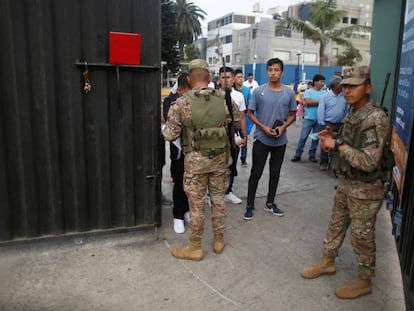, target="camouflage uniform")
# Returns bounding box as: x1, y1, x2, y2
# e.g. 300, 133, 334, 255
324, 100, 390, 280
163, 88, 240, 239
